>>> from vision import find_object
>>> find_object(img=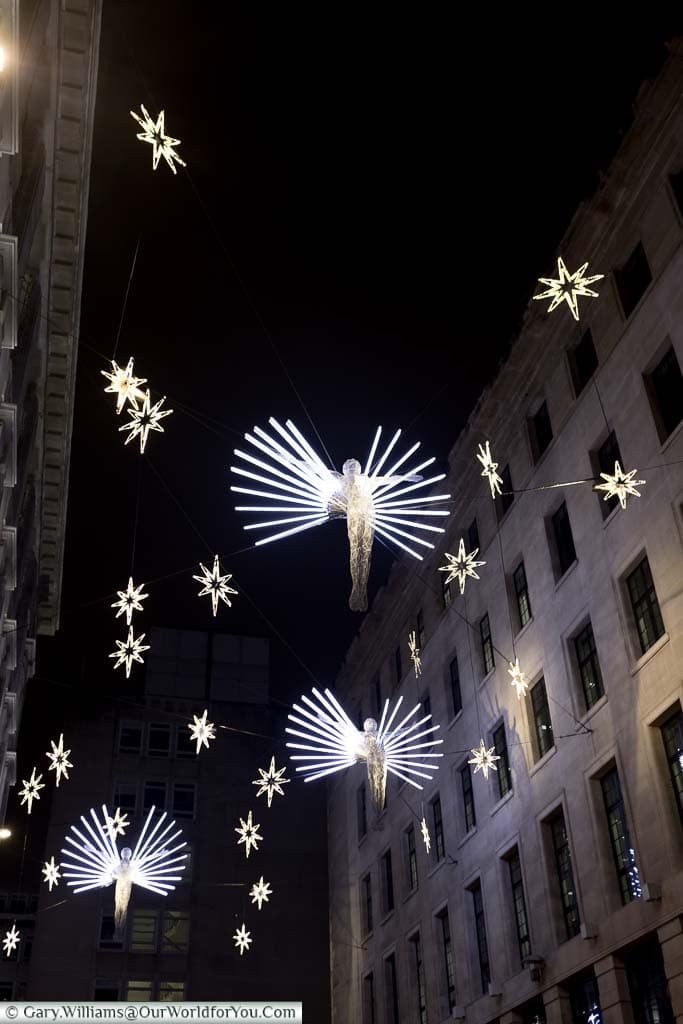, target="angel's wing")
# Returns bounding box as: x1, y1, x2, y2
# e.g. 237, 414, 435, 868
61, 805, 121, 893
130, 806, 187, 896
376, 697, 443, 789
364, 427, 451, 559
286, 687, 360, 782
230, 419, 340, 546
